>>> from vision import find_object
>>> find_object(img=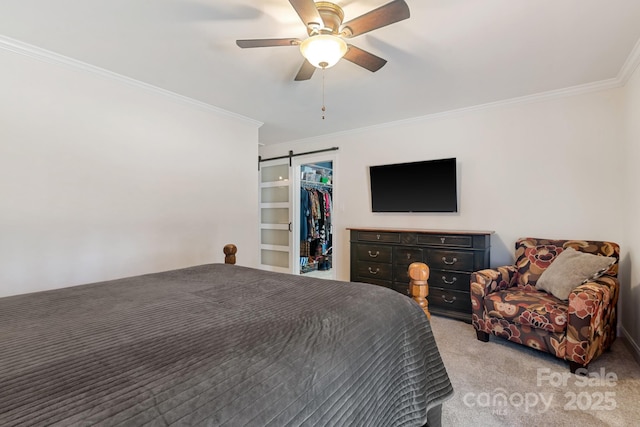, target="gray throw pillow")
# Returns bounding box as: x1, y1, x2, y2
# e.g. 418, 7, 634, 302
535, 247, 616, 300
